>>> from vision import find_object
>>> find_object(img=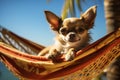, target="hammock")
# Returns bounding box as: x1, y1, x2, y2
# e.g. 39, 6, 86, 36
0, 27, 120, 80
